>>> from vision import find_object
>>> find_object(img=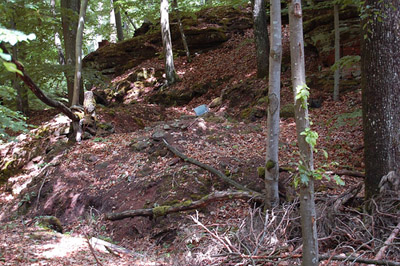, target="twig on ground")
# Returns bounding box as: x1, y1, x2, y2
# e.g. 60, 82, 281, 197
85, 234, 103, 266
319, 254, 400, 266
162, 138, 258, 193
375, 222, 400, 260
